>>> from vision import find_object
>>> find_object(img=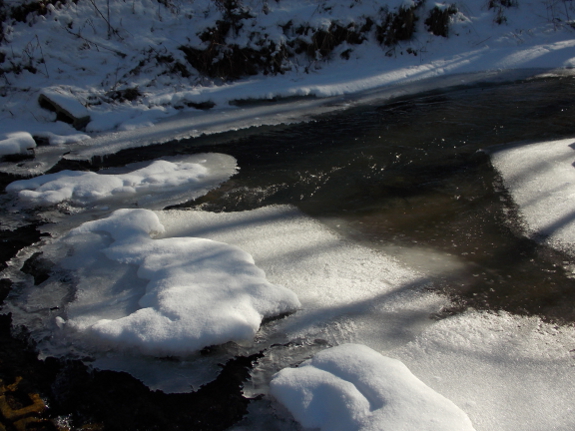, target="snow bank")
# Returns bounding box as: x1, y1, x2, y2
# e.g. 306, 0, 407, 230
0, 131, 36, 157
1, 0, 575, 162
270, 343, 476, 431
58, 208, 300, 355
490, 138, 575, 253
6, 153, 237, 209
